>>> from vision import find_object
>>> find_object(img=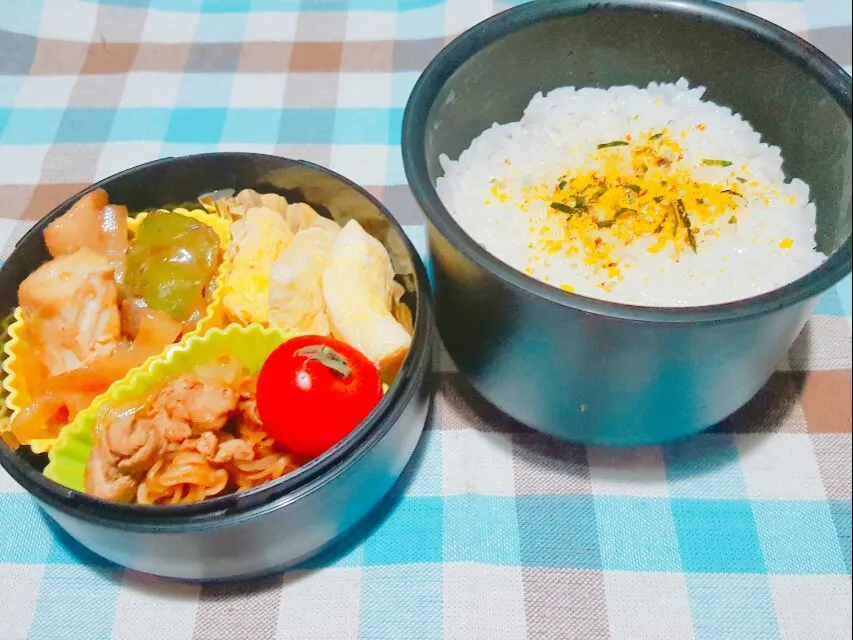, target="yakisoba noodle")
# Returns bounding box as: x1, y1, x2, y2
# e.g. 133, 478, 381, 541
227, 389, 299, 491
132, 369, 299, 505
138, 451, 230, 505
88, 357, 302, 506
